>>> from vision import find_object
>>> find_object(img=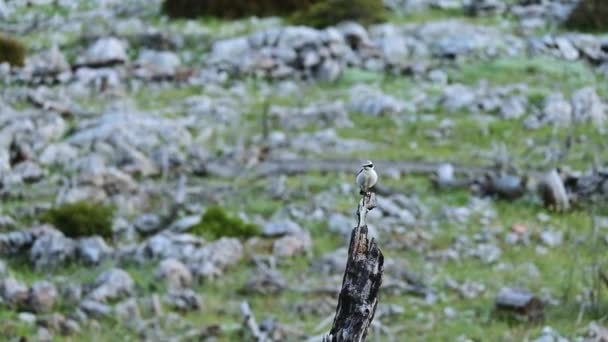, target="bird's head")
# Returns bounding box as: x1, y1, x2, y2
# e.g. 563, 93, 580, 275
362, 160, 374, 170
